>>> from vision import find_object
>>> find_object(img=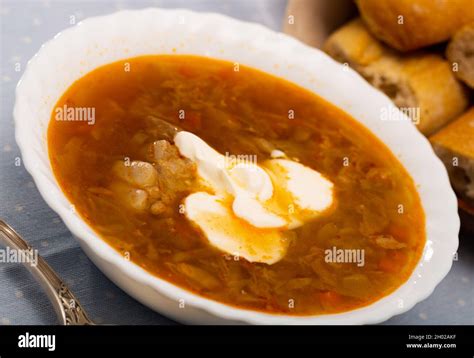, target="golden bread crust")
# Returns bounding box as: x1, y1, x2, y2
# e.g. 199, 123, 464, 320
356, 0, 474, 51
